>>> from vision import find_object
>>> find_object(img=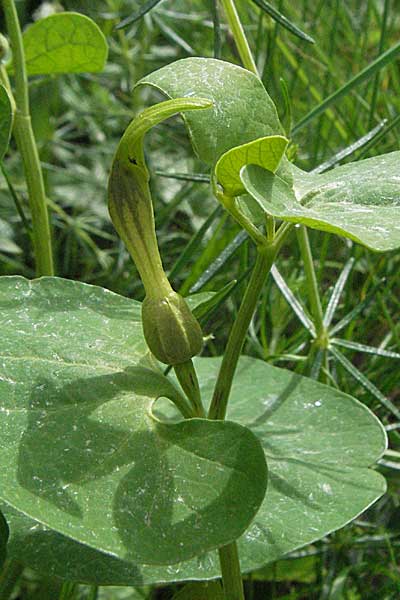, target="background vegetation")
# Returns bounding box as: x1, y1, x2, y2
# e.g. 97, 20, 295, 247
1, 0, 399, 598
